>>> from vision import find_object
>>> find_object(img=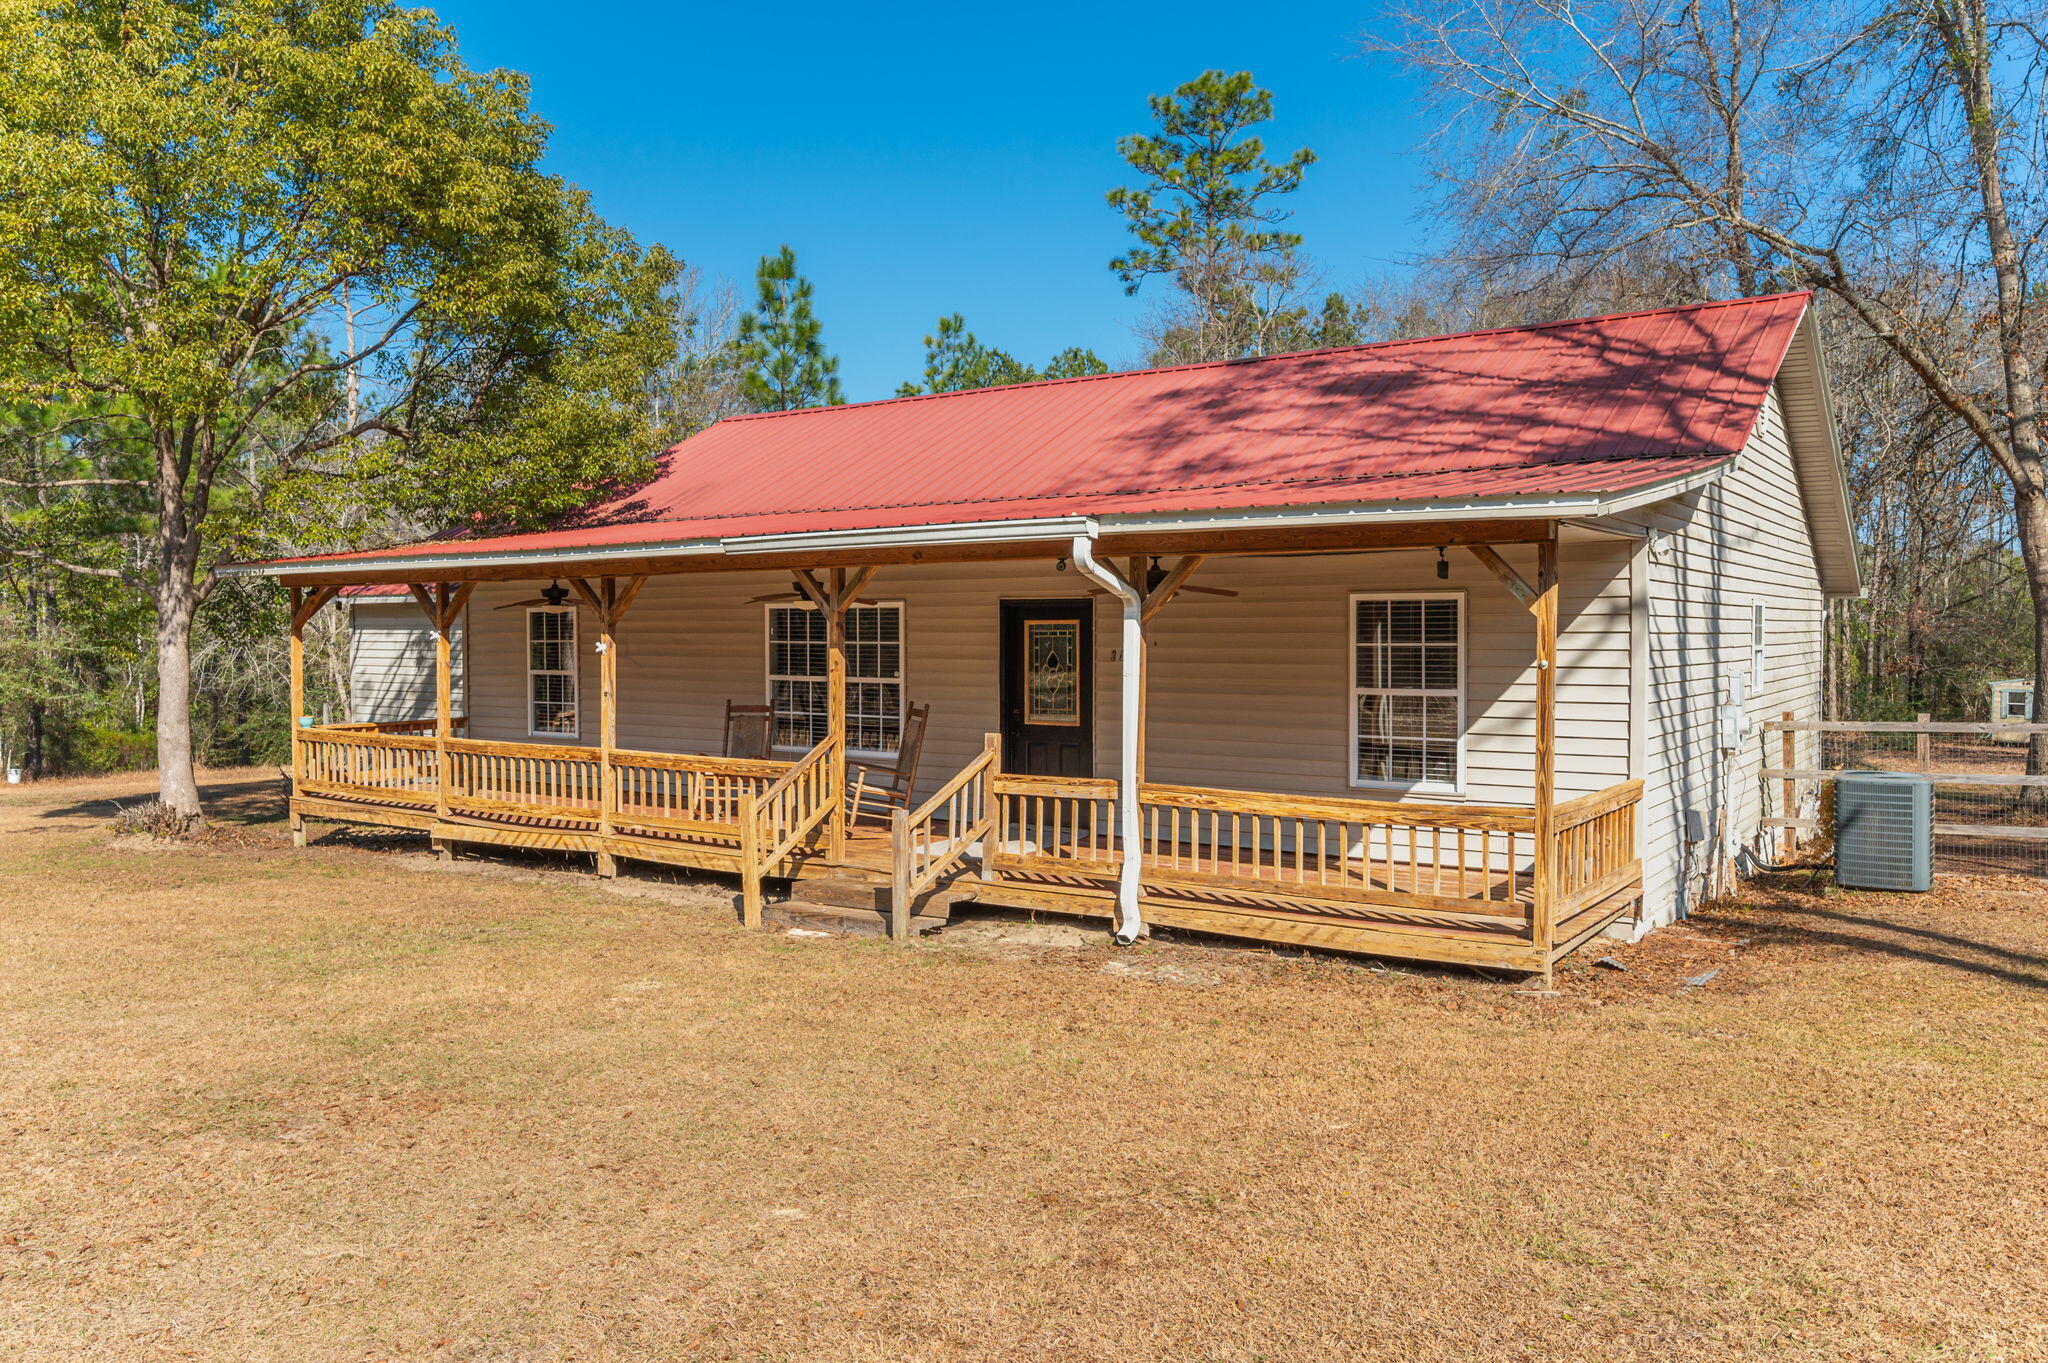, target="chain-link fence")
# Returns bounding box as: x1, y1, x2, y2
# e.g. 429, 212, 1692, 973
1765, 721, 2048, 878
